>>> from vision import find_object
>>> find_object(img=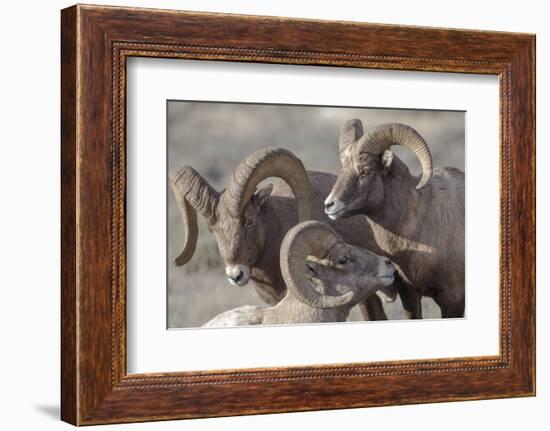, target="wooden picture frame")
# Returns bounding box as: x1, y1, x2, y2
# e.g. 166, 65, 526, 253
61, 4, 535, 425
